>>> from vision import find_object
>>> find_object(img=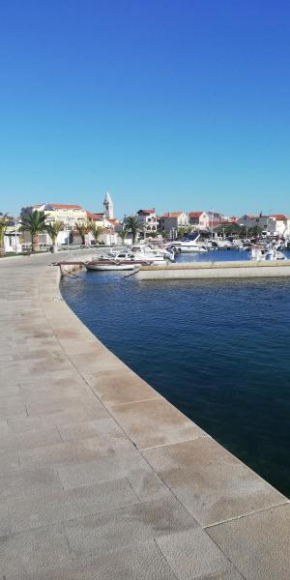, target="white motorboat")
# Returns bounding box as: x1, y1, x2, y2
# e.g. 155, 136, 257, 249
168, 233, 208, 253
86, 251, 153, 271
251, 245, 287, 262
131, 245, 175, 265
